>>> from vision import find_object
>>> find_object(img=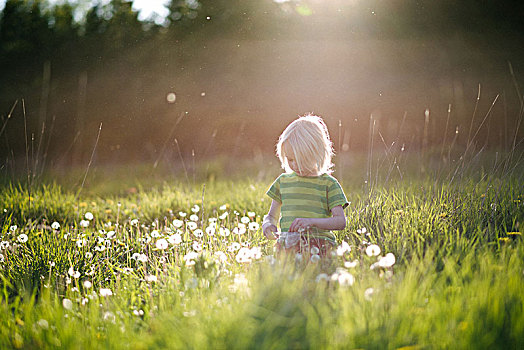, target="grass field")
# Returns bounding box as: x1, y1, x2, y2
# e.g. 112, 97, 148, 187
0, 152, 523, 349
